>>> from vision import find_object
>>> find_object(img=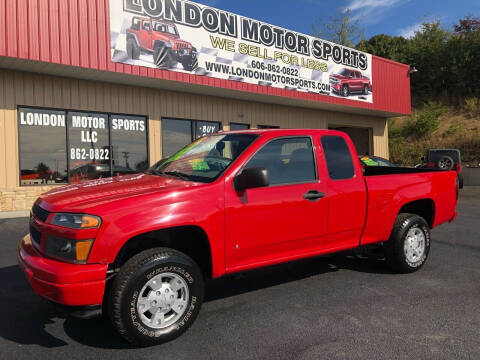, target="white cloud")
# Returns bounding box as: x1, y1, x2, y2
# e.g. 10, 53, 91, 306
346, 0, 404, 12
344, 0, 409, 24
398, 22, 423, 38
